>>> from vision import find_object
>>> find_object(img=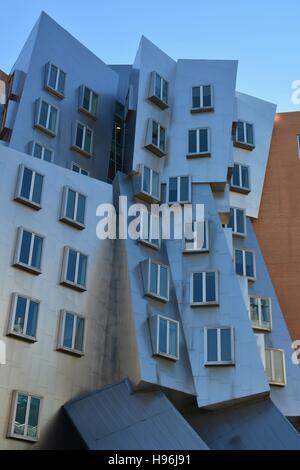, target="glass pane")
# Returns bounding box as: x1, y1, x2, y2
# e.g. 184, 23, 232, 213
207, 329, 218, 362
246, 123, 254, 145
26, 301, 38, 337
261, 298, 270, 327
63, 312, 74, 348
27, 397, 40, 438
193, 272, 203, 303
221, 329, 232, 362
235, 250, 244, 276
14, 394, 28, 436
206, 272, 216, 302
155, 74, 161, 99
199, 129, 208, 153
192, 87, 201, 108
159, 126, 165, 151
83, 87, 91, 111
91, 93, 98, 116
250, 297, 259, 324
13, 296, 27, 335
169, 321, 178, 357
39, 101, 48, 127
32, 173, 43, 205
76, 194, 86, 225
48, 106, 57, 133
159, 266, 168, 299
142, 166, 151, 194
265, 349, 272, 381
19, 230, 32, 265
43, 148, 52, 162
66, 249, 77, 282
229, 208, 234, 230
162, 79, 168, 104
180, 176, 189, 202
33, 143, 43, 159
245, 251, 254, 278
75, 123, 84, 148
81, 169, 89, 176
188, 130, 197, 153
169, 177, 177, 202
20, 167, 32, 200
74, 317, 85, 352
72, 164, 80, 173
77, 254, 87, 287
66, 189, 76, 219
158, 317, 167, 354
236, 209, 245, 234
203, 85, 212, 107
84, 129, 92, 154
241, 166, 249, 189
151, 171, 159, 199
49, 64, 58, 89
150, 214, 160, 245
232, 164, 240, 187
31, 235, 43, 269
237, 121, 245, 142
150, 262, 158, 295
58, 70, 66, 95
273, 350, 285, 384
